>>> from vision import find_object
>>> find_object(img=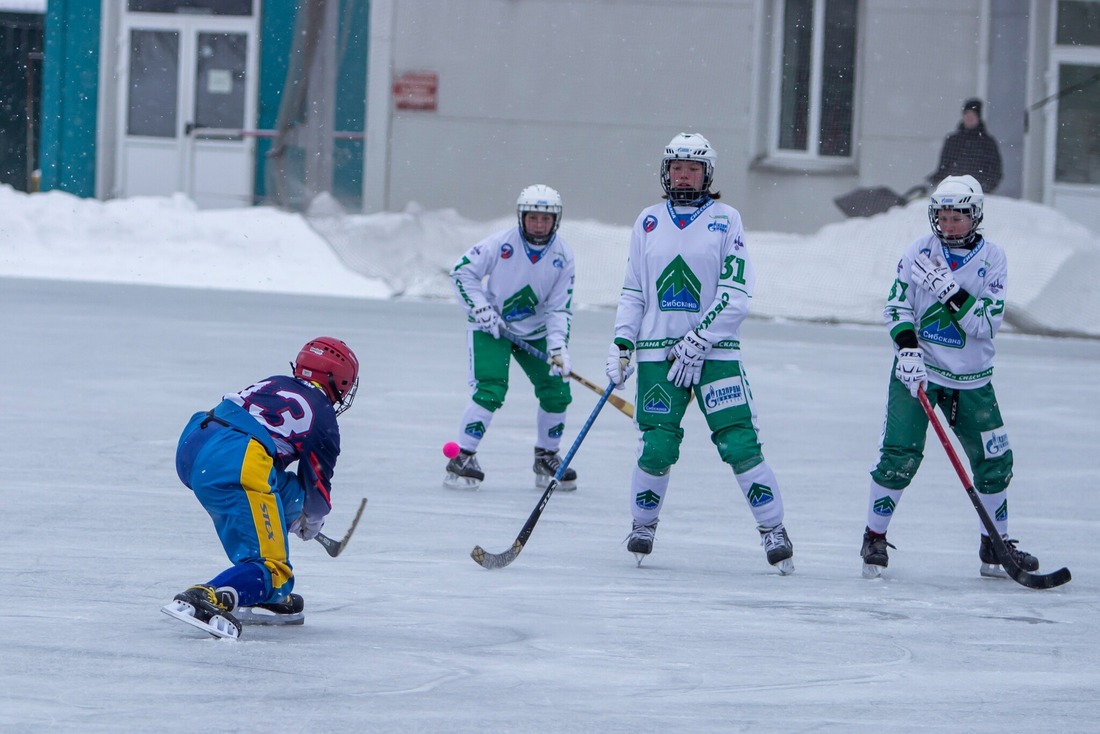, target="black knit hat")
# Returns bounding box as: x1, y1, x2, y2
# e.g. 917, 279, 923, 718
963, 98, 983, 117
